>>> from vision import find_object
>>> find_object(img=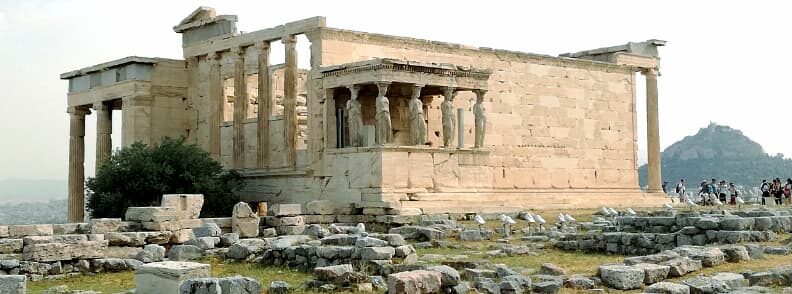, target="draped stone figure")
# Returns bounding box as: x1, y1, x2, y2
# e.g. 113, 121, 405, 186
409, 85, 426, 146
474, 89, 488, 148
346, 85, 363, 147
441, 87, 456, 147
375, 82, 392, 145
